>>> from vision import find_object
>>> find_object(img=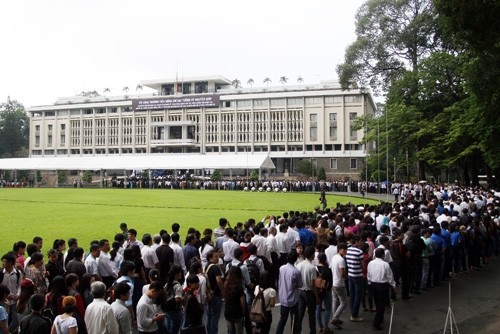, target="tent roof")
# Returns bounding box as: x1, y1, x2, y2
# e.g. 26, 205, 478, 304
0, 154, 275, 171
